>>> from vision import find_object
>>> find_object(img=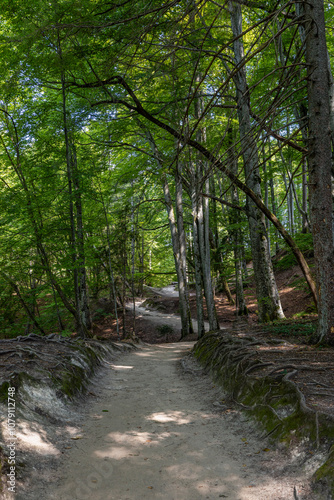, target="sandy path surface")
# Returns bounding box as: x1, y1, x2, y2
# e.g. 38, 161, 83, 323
29, 342, 310, 500
127, 300, 210, 336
